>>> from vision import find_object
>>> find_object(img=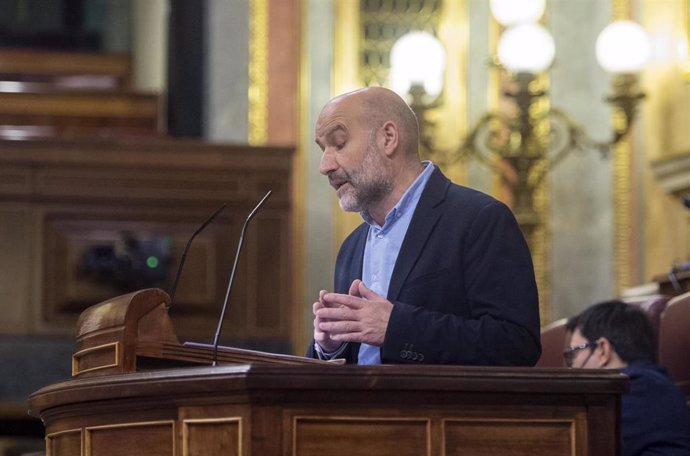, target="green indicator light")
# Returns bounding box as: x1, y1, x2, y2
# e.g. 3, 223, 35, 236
146, 256, 159, 269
